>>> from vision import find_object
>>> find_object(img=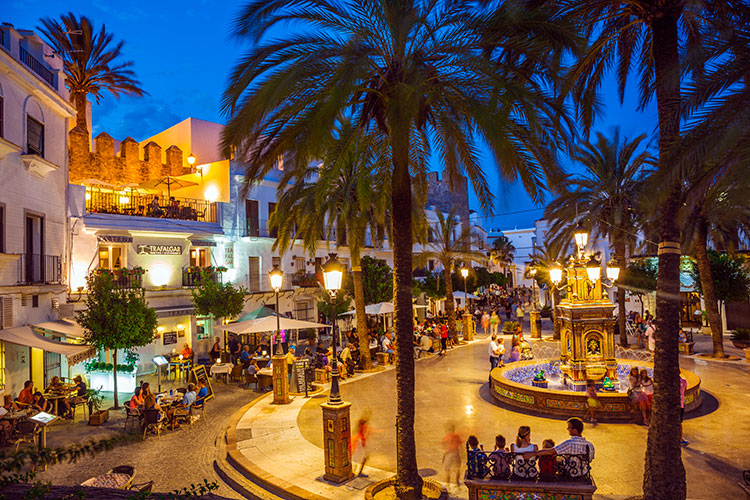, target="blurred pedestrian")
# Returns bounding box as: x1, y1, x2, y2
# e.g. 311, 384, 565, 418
442, 423, 462, 490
